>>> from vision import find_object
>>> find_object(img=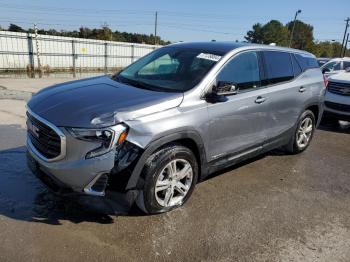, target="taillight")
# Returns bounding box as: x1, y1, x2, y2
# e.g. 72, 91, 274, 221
323, 75, 328, 88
